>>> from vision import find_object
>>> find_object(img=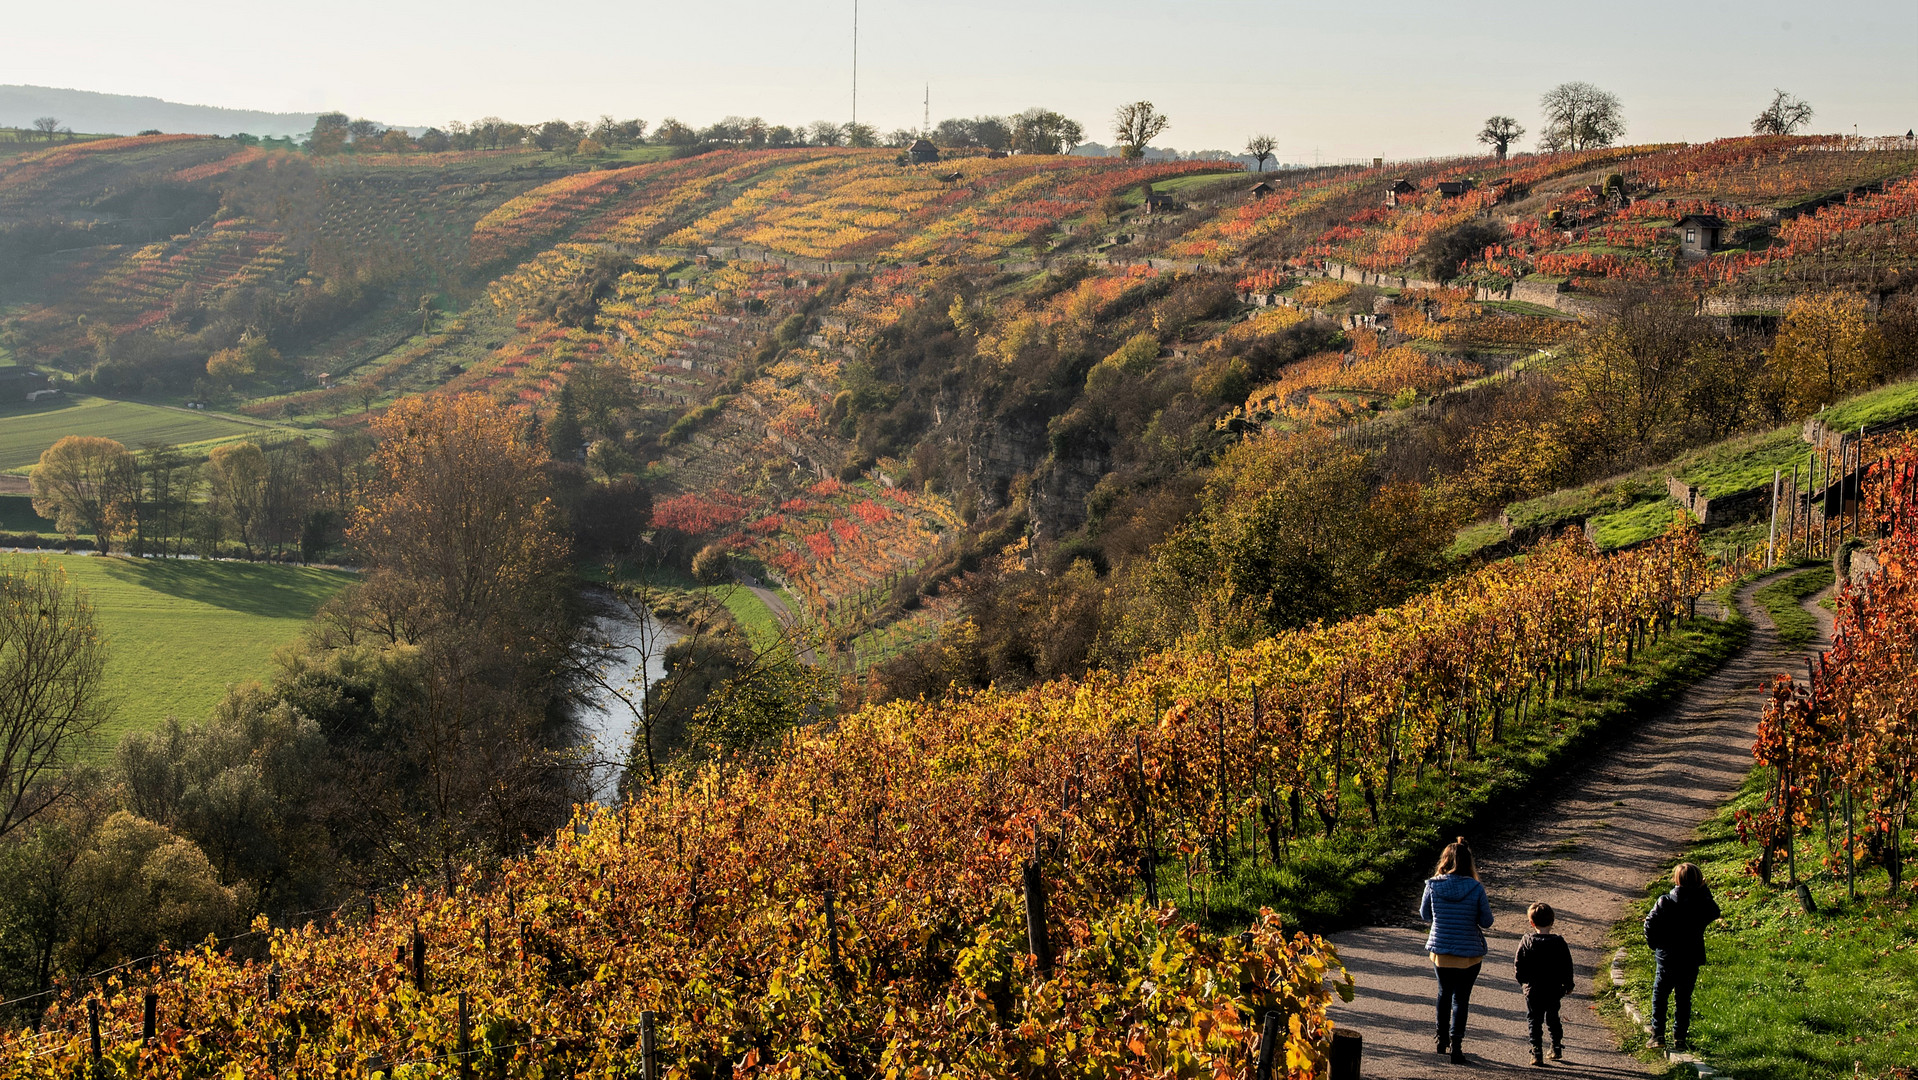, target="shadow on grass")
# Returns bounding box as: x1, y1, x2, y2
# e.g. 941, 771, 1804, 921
95, 558, 354, 618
